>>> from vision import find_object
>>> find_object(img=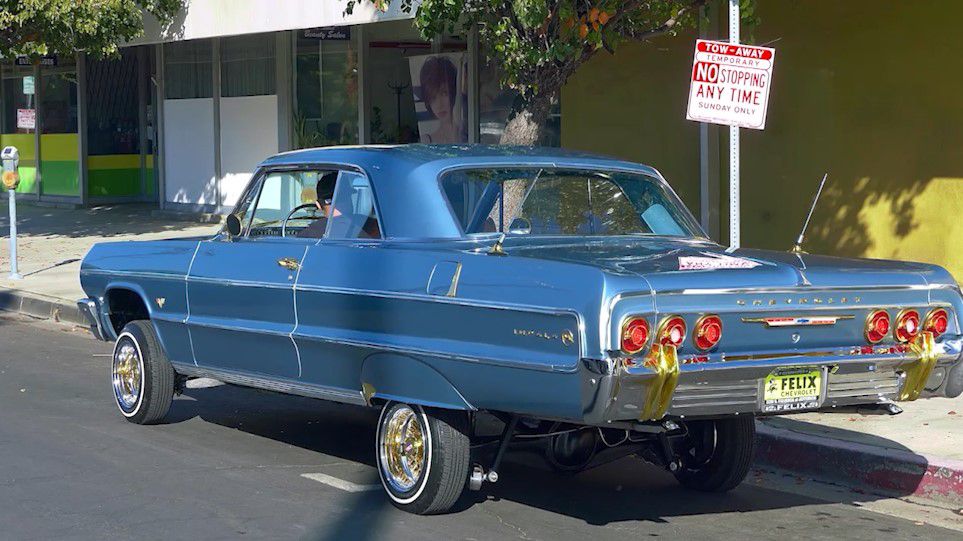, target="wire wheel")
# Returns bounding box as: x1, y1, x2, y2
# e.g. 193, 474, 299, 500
378, 404, 428, 494
111, 338, 143, 415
